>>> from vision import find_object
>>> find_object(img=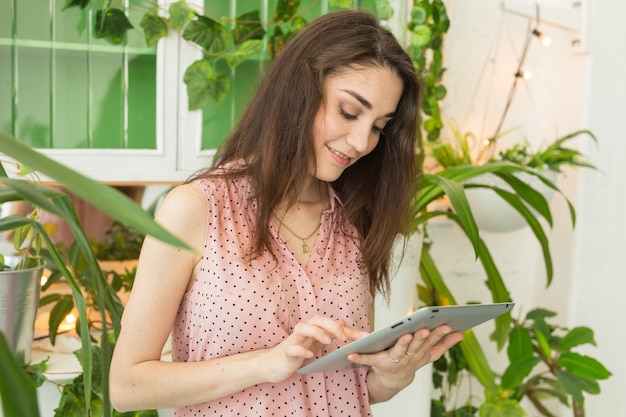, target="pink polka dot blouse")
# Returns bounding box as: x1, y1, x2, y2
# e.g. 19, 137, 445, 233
171, 173, 374, 416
